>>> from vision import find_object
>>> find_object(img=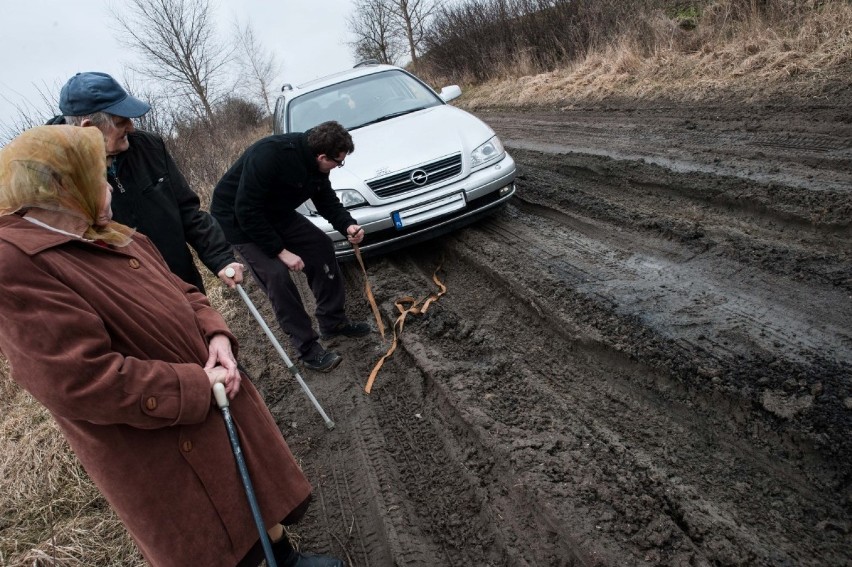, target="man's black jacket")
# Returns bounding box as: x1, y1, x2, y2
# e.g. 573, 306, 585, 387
210, 133, 354, 258
109, 131, 235, 292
